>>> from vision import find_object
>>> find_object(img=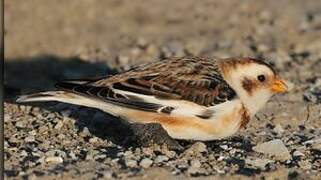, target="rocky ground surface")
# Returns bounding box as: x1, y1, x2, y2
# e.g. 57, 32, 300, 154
4, 0, 321, 179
